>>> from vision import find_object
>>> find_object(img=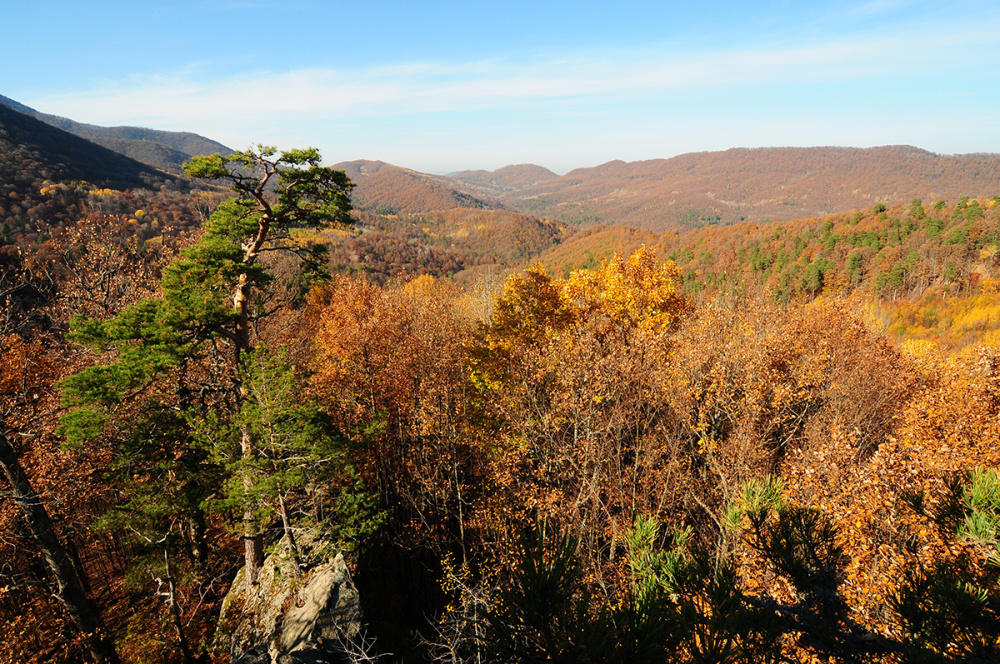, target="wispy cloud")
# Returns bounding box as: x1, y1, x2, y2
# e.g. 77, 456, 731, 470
36, 25, 982, 124
23, 12, 1000, 171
